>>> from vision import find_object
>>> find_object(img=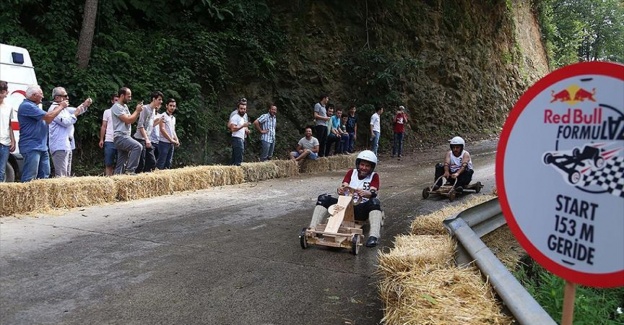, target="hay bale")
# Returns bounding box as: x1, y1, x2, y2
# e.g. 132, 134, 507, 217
272, 160, 299, 178
47, 177, 116, 209
300, 157, 330, 174
192, 165, 244, 186
482, 225, 526, 270
240, 162, 280, 182
378, 235, 456, 276
0, 180, 51, 216
168, 166, 214, 192
411, 195, 497, 235
112, 172, 173, 201
379, 267, 513, 325
327, 153, 355, 171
